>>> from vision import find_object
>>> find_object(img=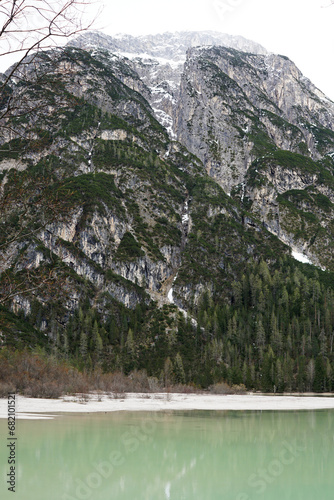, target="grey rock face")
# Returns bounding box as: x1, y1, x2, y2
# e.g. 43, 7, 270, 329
175, 46, 334, 191
174, 50, 255, 192
72, 31, 334, 193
